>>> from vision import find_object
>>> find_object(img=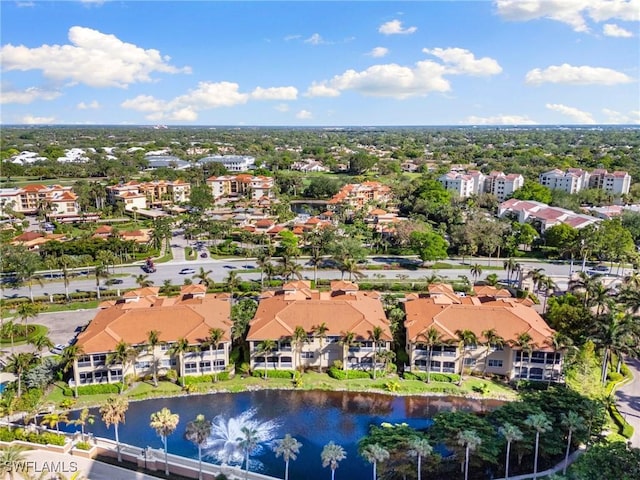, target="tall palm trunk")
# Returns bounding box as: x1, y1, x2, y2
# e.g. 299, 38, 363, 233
505, 440, 512, 479
563, 429, 573, 475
